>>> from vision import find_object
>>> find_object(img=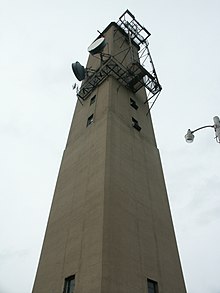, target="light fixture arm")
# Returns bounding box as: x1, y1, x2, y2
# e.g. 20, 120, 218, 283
191, 124, 214, 134
185, 116, 220, 143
